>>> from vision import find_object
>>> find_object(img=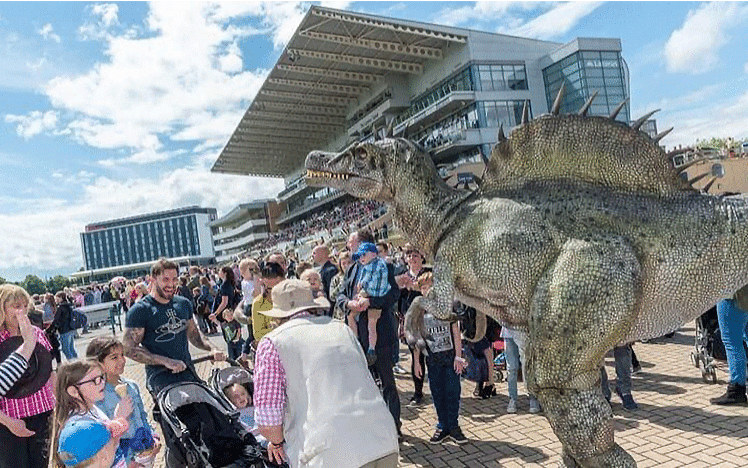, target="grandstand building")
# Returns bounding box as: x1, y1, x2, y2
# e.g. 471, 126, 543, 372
74, 206, 217, 281
213, 6, 633, 253
211, 199, 282, 262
